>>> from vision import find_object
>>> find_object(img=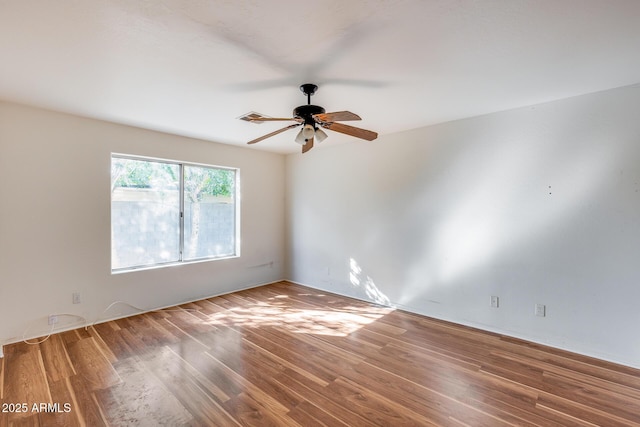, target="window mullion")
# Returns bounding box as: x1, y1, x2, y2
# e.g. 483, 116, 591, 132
179, 163, 185, 261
